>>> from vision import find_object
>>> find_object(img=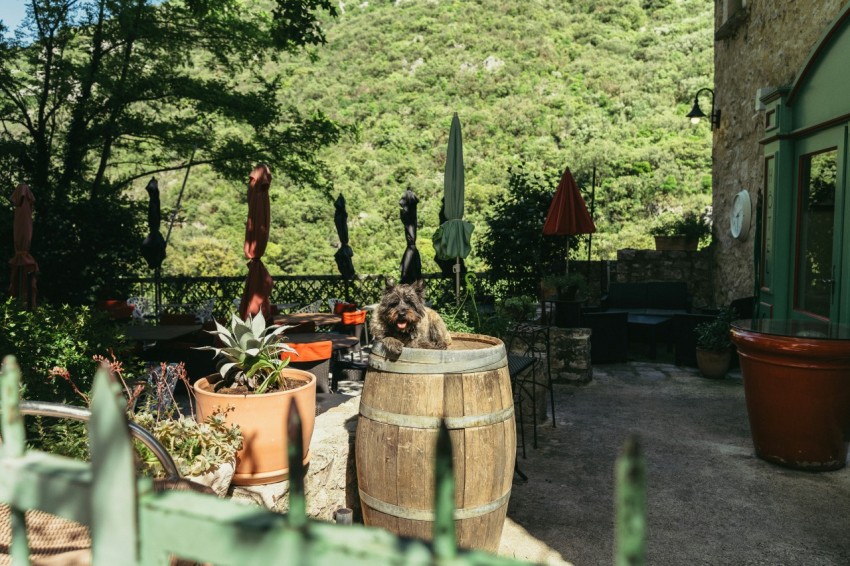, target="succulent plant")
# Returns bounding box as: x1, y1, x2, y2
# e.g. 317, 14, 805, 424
196, 312, 297, 394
